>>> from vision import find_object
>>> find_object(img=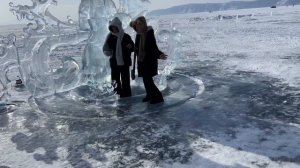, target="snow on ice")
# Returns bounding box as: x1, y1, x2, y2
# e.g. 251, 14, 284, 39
0, 1, 300, 168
